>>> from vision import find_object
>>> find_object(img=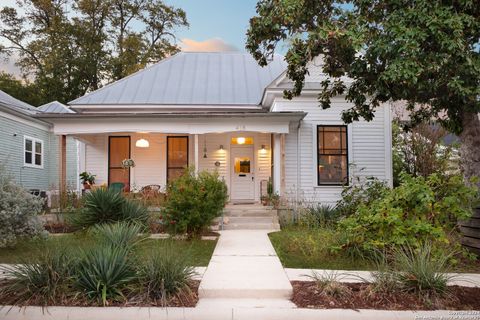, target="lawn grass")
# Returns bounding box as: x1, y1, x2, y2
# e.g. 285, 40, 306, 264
0, 233, 216, 266
269, 226, 375, 270
269, 226, 480, 272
